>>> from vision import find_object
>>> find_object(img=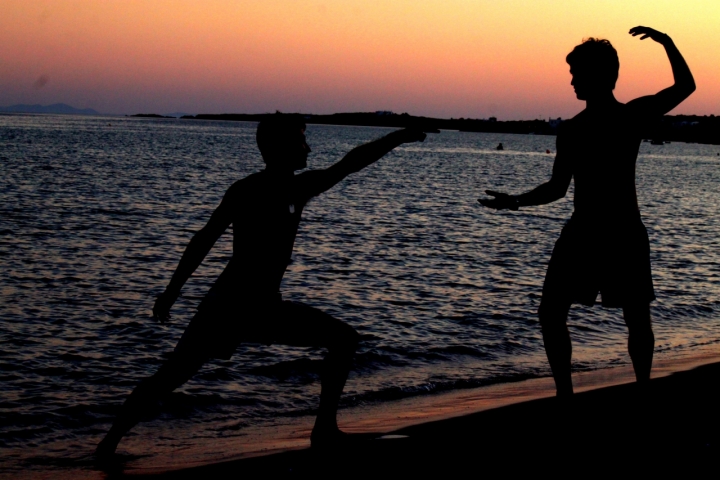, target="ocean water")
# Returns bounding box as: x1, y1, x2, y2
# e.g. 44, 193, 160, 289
1, 114, 719, 471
